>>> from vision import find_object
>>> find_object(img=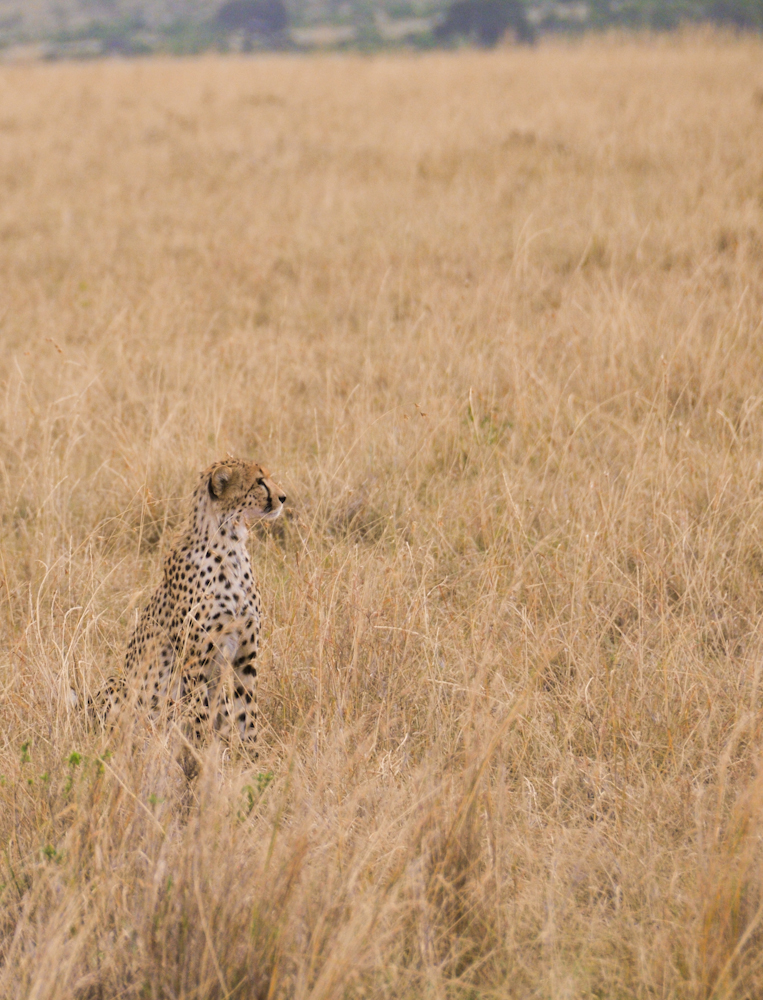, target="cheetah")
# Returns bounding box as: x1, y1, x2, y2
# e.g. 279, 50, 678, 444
99, 459, 286, 745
